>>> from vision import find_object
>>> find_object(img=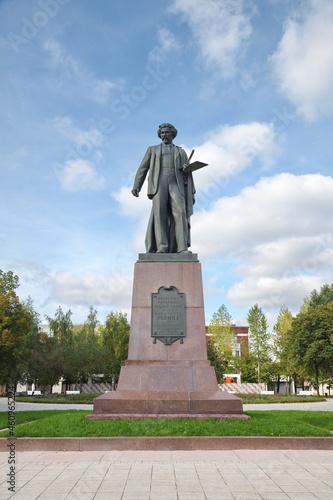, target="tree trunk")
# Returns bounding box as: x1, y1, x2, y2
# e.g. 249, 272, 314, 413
315, 364, 320, 396
257, 360, 260, 383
